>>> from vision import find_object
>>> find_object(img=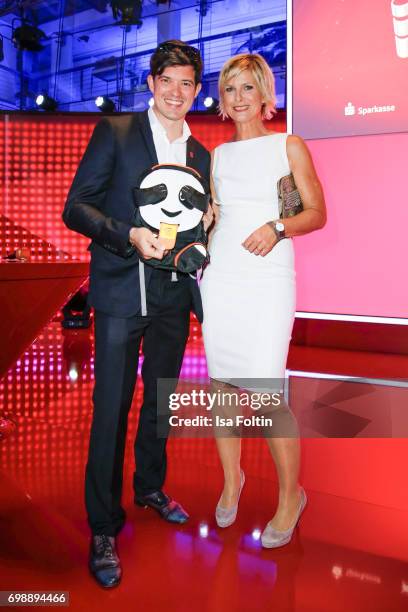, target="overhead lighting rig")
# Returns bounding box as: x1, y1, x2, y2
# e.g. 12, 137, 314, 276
12, 22, 46, 51
110, 0, 143, 26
